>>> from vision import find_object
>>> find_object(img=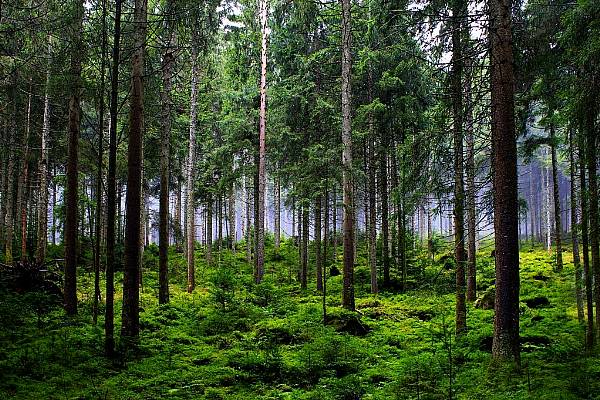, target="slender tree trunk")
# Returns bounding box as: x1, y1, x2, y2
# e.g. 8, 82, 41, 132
333, 186, 337, 261
578, 127, 594, 349
465, 55, 477, 302
340, 0, 355, 311
186, 40, 199, 293
36, 42, 51, 264
301, 204, 309, 289
529, 164, 536, 245
159, 0, 175, 304
315, 195, 323, 291
207, 195, 213, 265
368, 108, 378, 294
324, 187, 330, 270
452, 0, 467, 335
245, 177, 251, 264
549, 124, 563, 271
585, 109, 600, 338
228, 183, 235, 251
380, 150, 390, 288
255, 0, 269, 283
64, 0, 85, 315
569, 130, 584, 323
274, 176, 281, 250
175, 178, 182, 251
92, 0, 108, 325
17, 84, 32, 260
489, 0, 520, 364
122, 0, 147, 341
